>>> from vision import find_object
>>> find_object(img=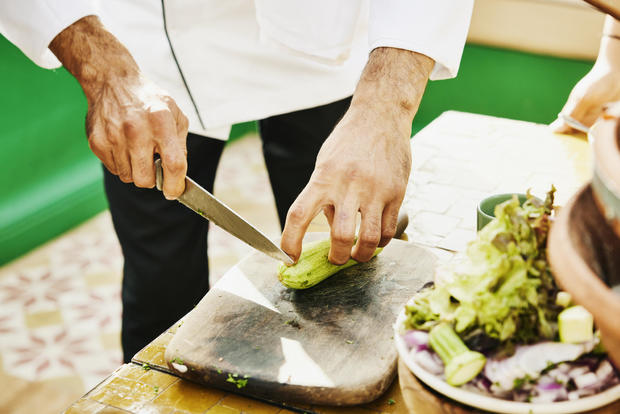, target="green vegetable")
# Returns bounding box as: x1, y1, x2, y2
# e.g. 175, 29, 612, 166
555, 291, 572, 308
429, 323, 486, 386
387, 398, 396, 405
405, 188, 560, 346
226, 373, 248, 388
558, 305, 593, 343
278, 239, 382, 289
142, 363, 150, 371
